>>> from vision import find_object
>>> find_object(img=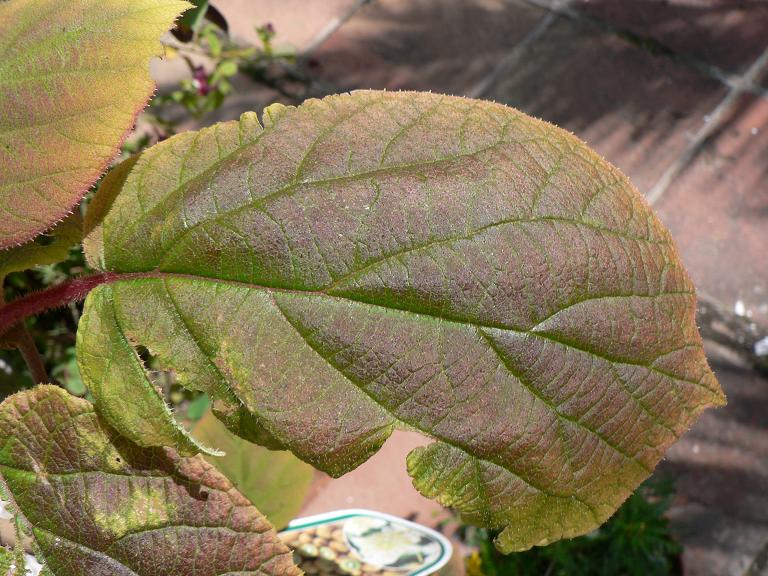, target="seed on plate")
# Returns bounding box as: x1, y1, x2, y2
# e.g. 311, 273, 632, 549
332, 529, 345, 542
298, 543, 319, 558
338, 558, 362, 576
